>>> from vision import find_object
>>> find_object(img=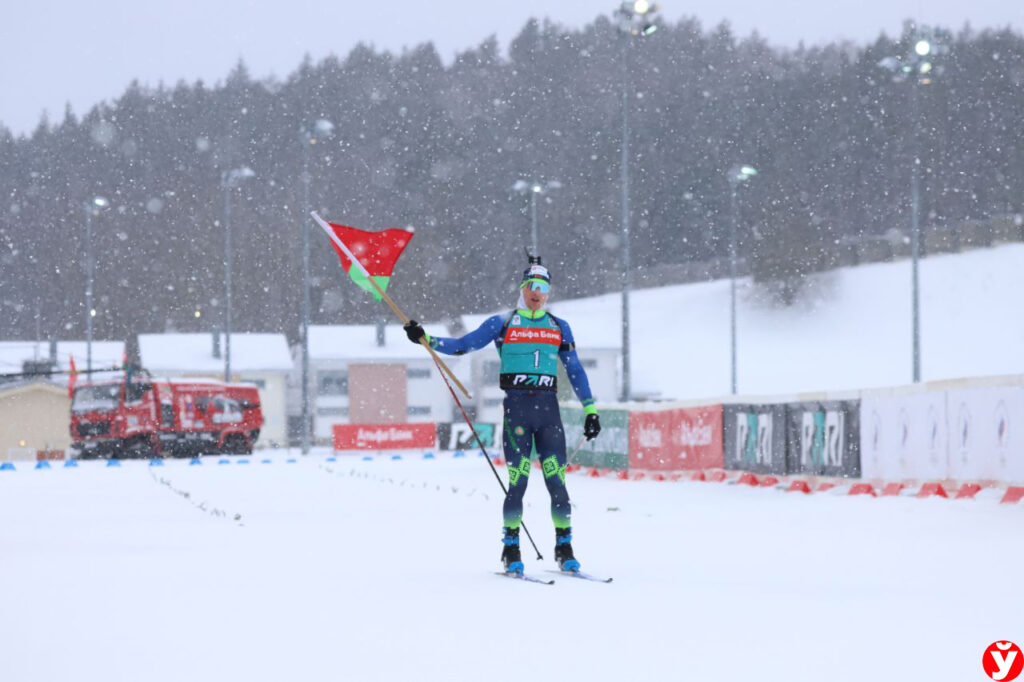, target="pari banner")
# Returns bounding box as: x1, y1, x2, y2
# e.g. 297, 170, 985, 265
333, 423, 436, 451
628, 405, 724, 471
785, 401, 861, 478
723, 404, 789, 474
